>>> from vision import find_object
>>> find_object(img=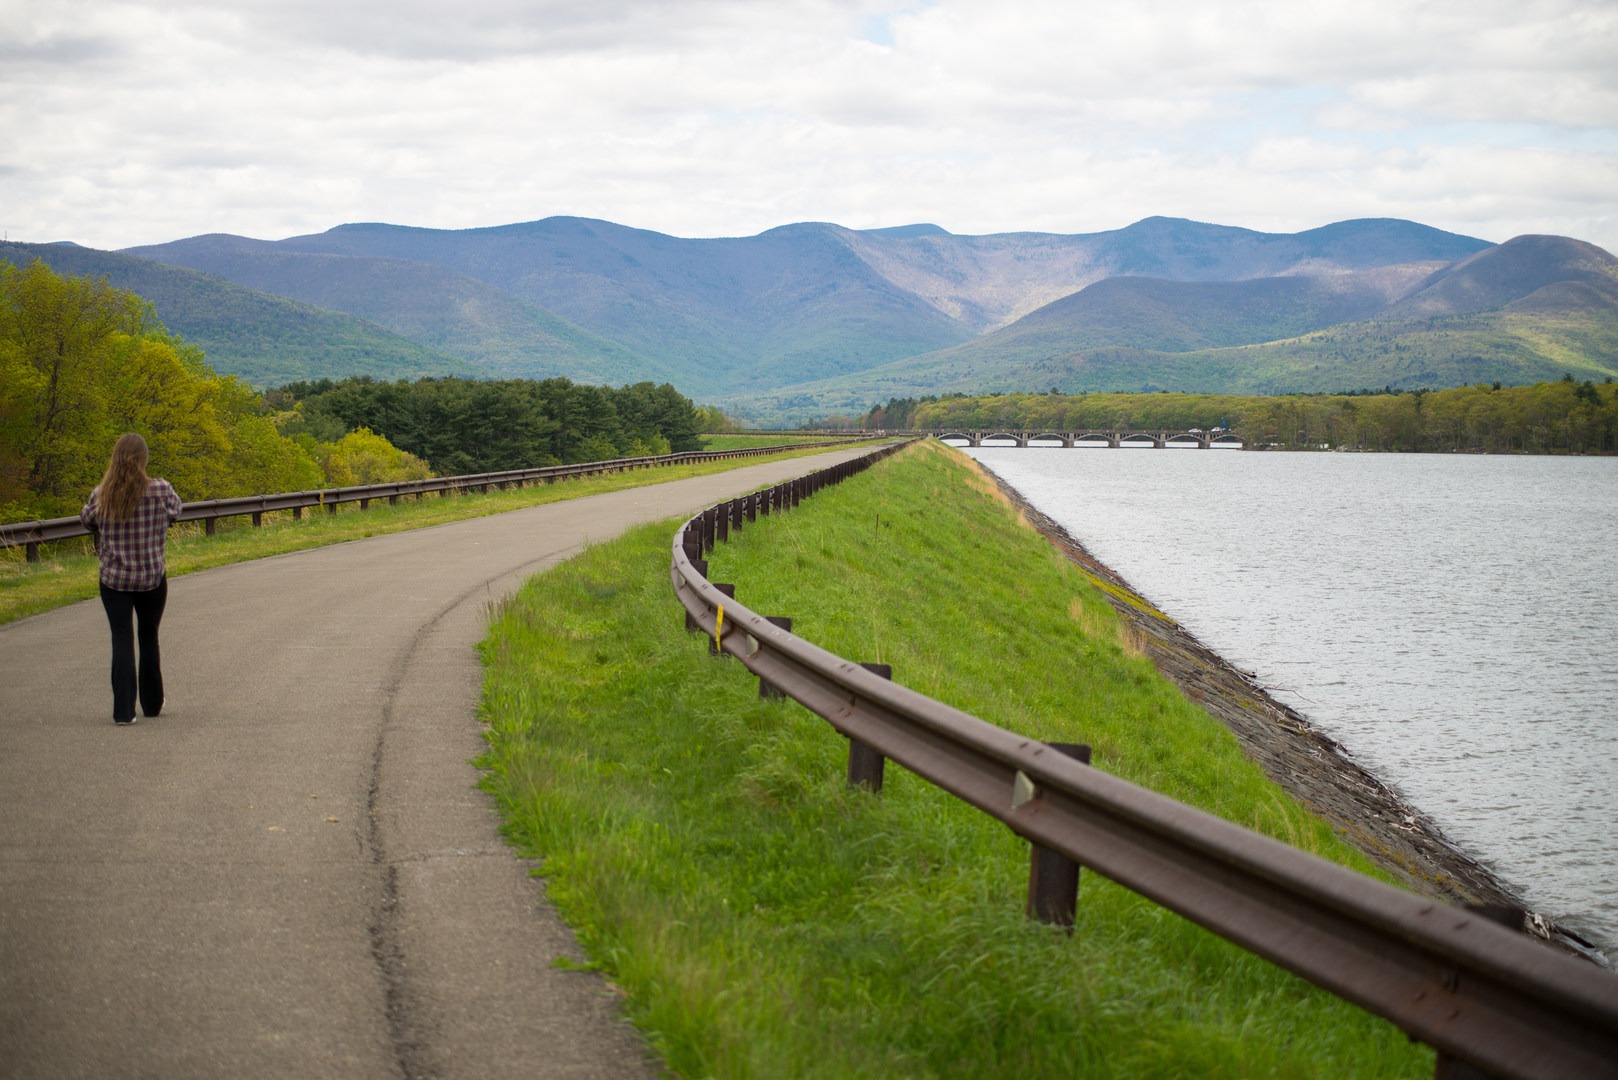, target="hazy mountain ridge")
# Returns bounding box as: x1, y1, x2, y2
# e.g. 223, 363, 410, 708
0, 240, 481, 387
281, 217, 976, 391
9, 216, 1614, 421
1387, 236, 1618, 319
736, 234, 1618, 416
121, 233, 677, 388
838, 216, 1493, 332
122, 213, 1506, 401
